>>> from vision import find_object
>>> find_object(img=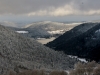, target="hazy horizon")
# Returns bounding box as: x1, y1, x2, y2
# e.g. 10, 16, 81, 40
0, 0, 100, 27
